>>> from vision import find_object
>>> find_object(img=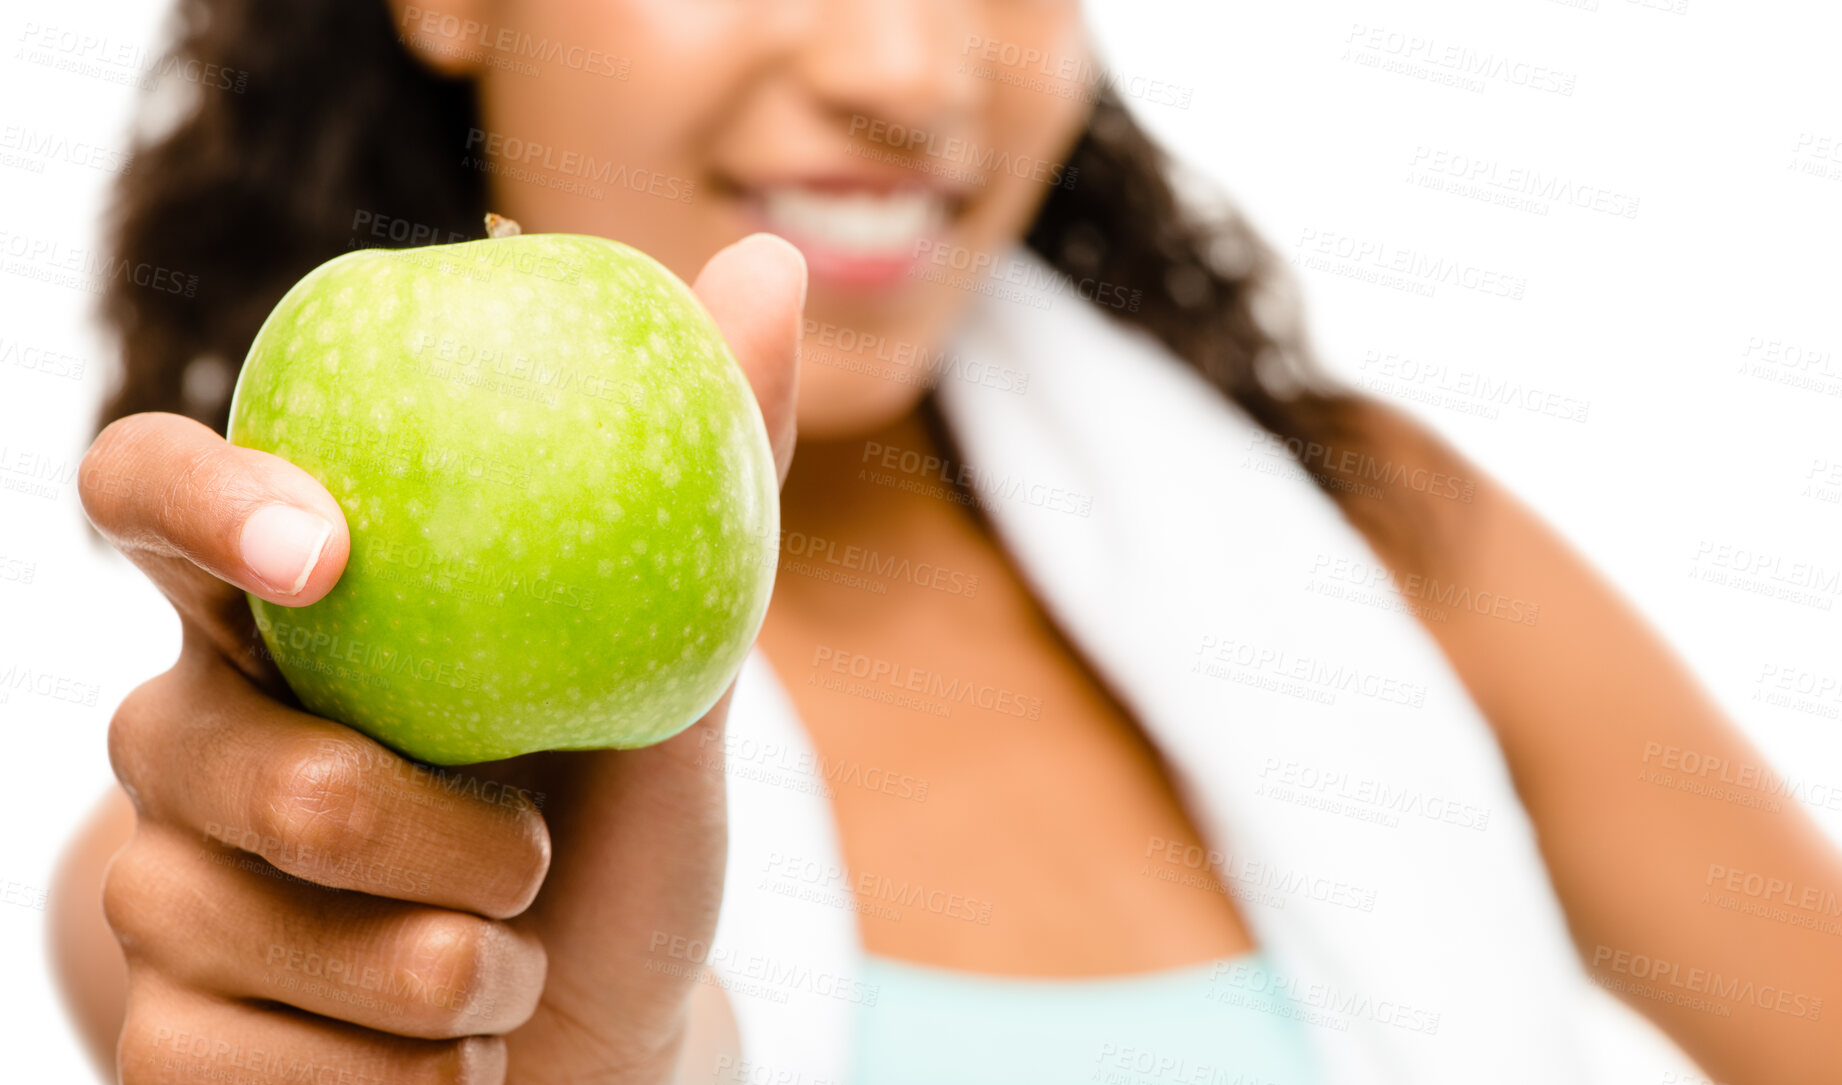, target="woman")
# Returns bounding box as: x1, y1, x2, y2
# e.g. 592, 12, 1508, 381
48, 1, 1842, 1082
